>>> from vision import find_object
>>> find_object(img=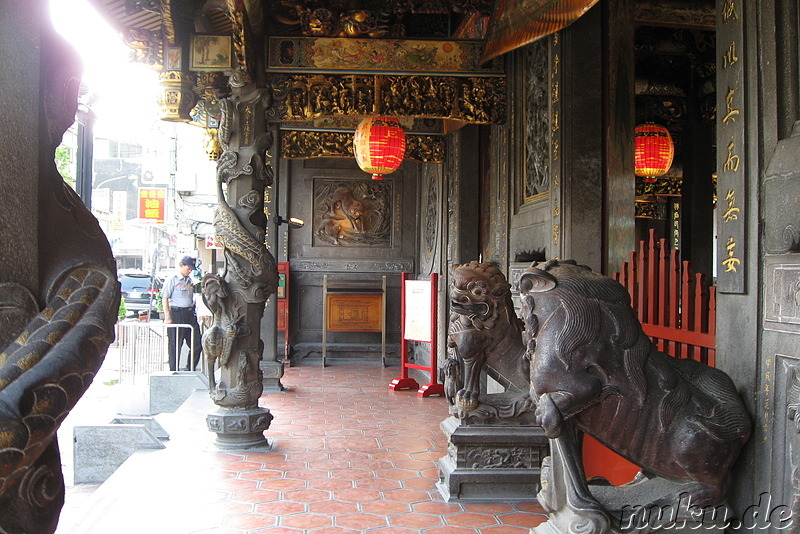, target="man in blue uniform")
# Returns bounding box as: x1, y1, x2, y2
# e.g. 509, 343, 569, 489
162, 255, 202, 371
